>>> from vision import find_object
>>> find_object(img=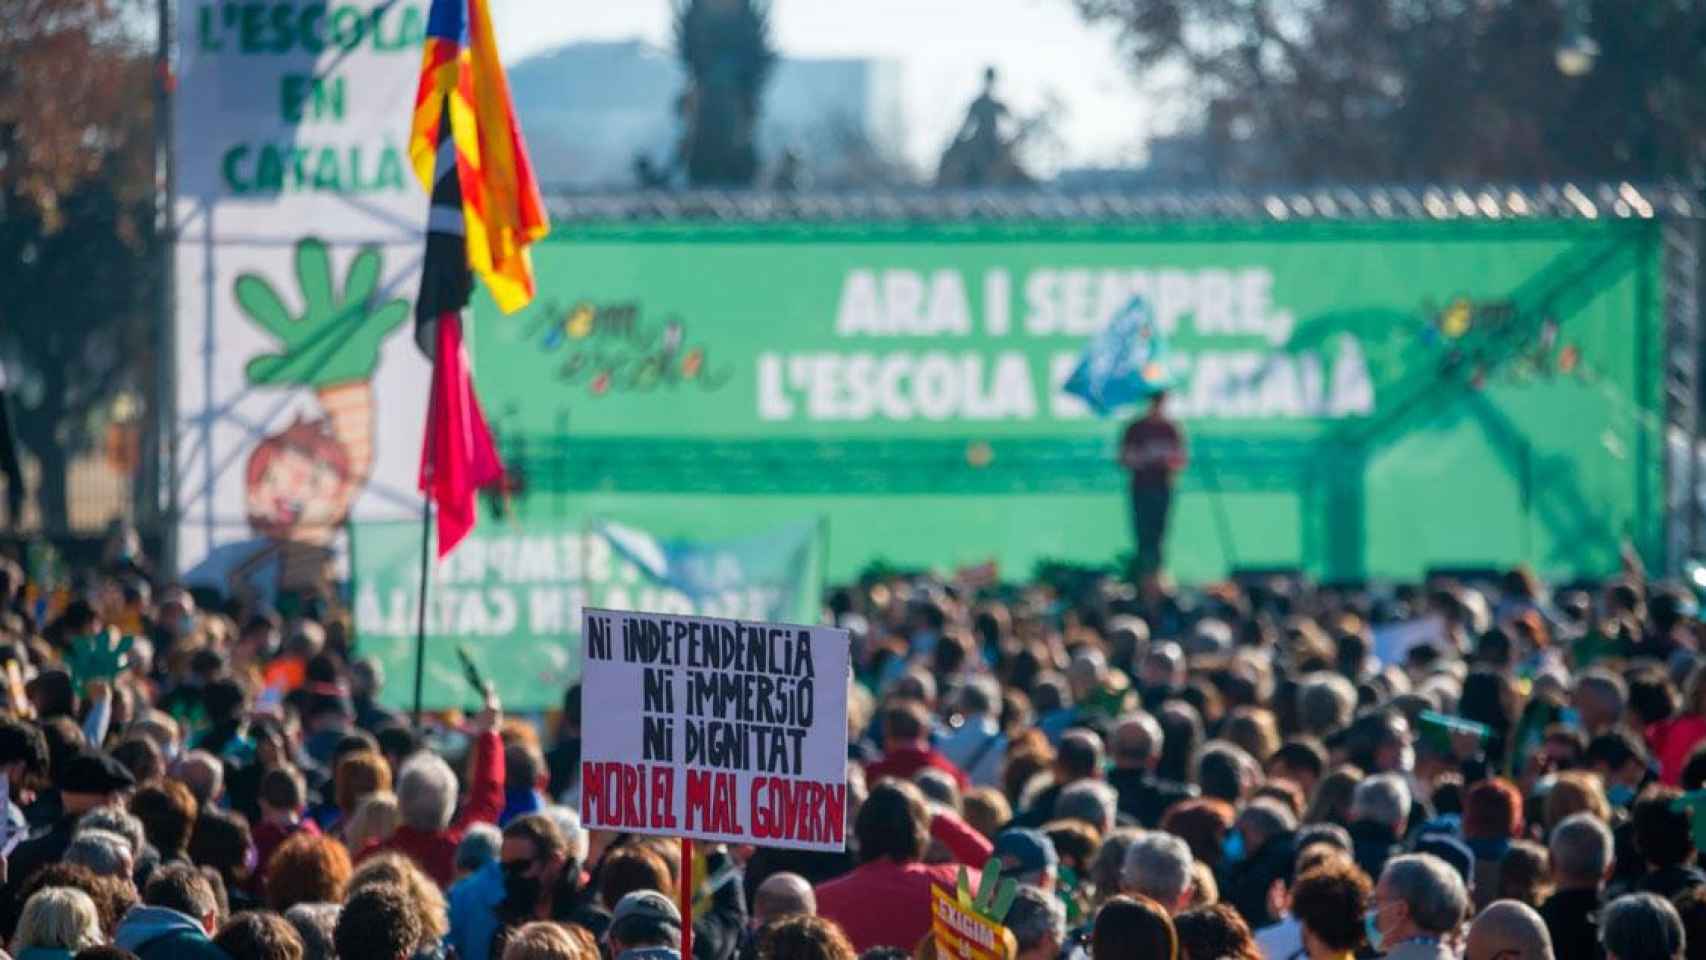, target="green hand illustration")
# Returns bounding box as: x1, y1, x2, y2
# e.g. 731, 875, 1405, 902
956, 857, 1019, 924
239, 237, 410, 388
67, 629, 134, 690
